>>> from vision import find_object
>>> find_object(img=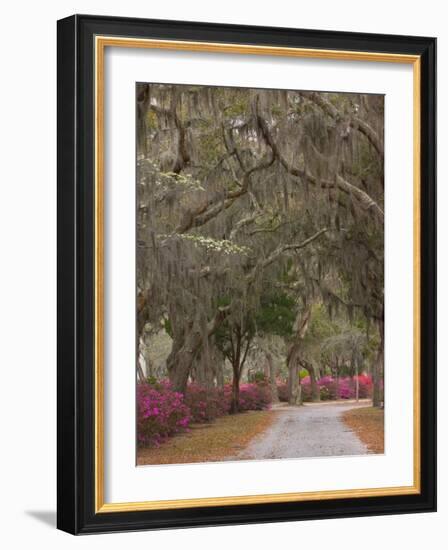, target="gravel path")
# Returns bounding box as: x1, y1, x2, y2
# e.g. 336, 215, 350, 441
236, 401, 369, 460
